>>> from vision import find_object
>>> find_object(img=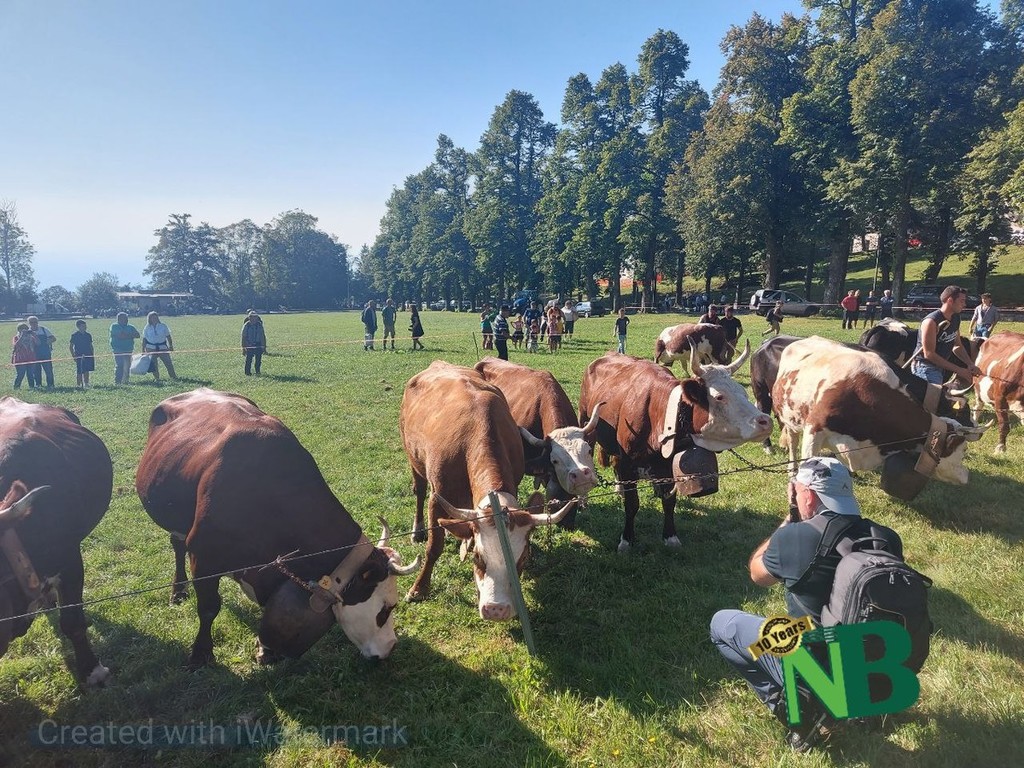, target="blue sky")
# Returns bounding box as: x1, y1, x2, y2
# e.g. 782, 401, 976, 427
6, 0, 808, 290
